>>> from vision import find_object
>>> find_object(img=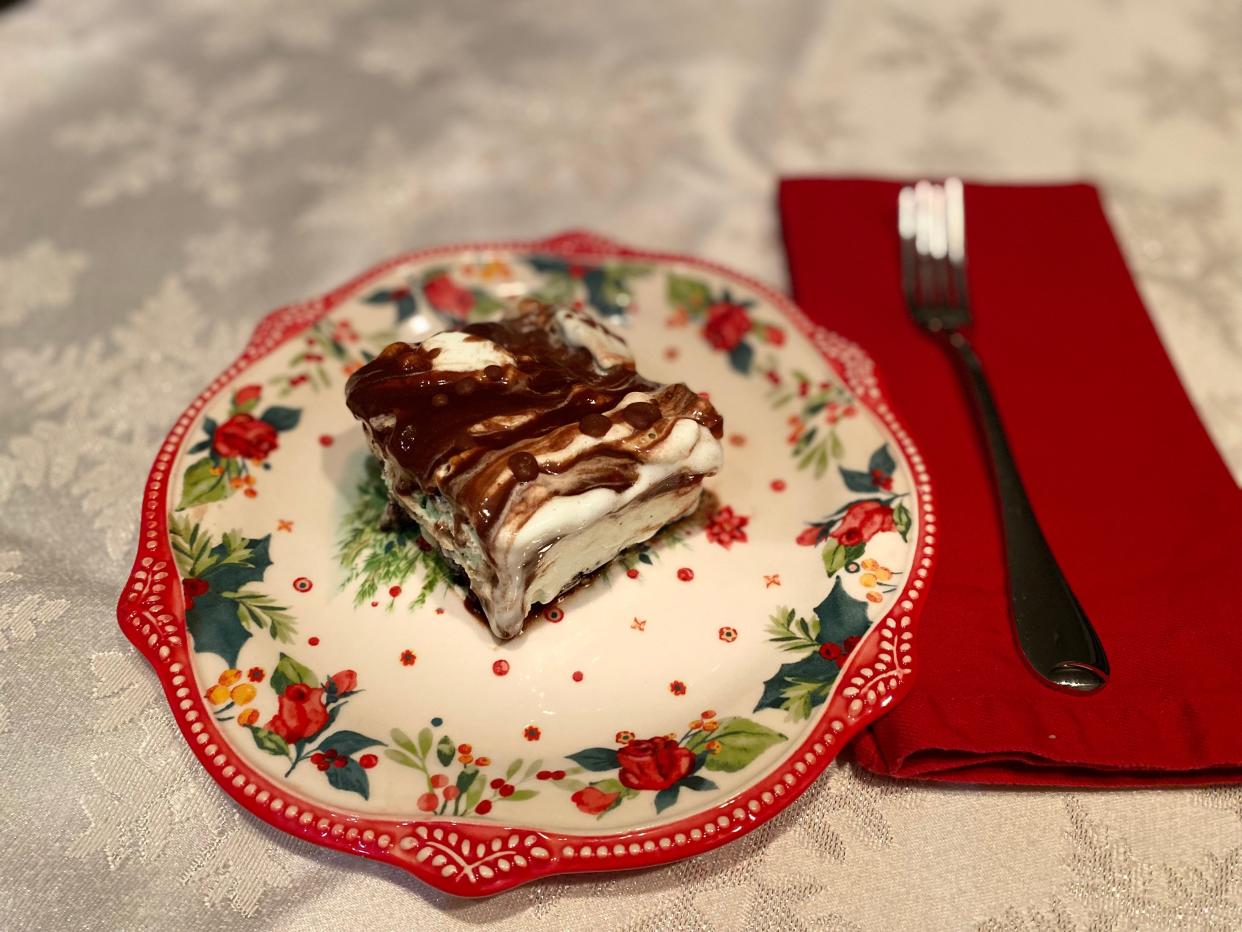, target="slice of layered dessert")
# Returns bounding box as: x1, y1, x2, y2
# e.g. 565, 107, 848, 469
344, 300, 724, 640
